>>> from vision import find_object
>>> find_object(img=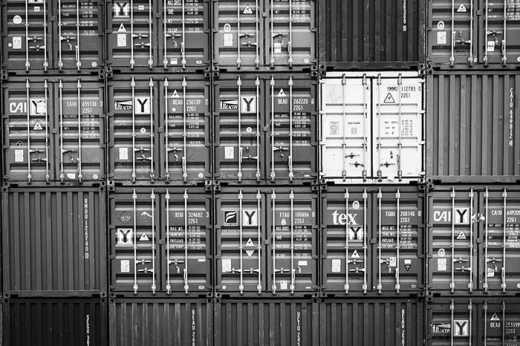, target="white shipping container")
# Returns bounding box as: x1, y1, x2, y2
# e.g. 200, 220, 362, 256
320, 72, 424, 183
